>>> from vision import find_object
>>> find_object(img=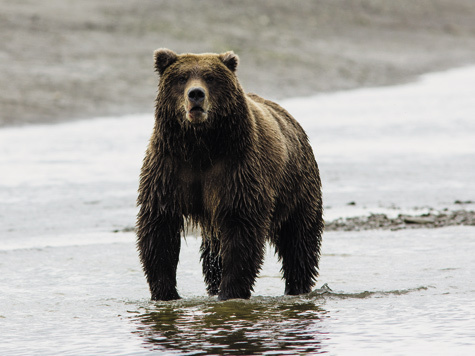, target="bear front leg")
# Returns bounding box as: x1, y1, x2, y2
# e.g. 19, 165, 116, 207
200, 234, 222, 296
136, 213, 182, 301
217, 214, 266, 301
